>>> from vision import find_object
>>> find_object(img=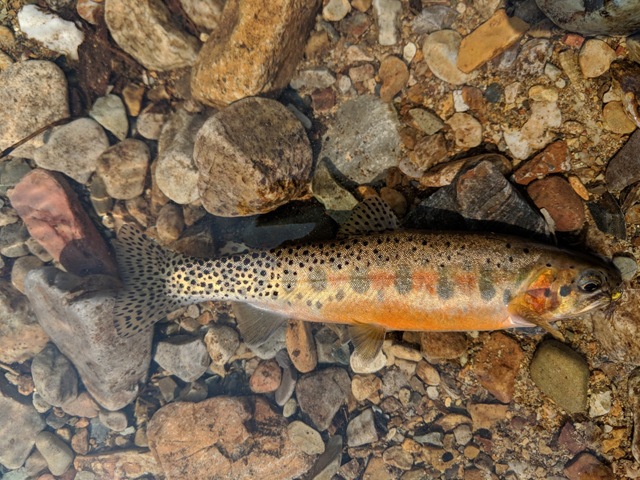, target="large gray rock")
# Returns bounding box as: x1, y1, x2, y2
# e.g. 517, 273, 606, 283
105, 0, 200, 71
0, 383, 46, 469
0, 280, 49, 364
295, 367, 350, 431
319, 95, 401, 184
24, 267, 153, 411
194, 97, 313, 216
31, 343, 79, 407
0, 60, 69, 155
